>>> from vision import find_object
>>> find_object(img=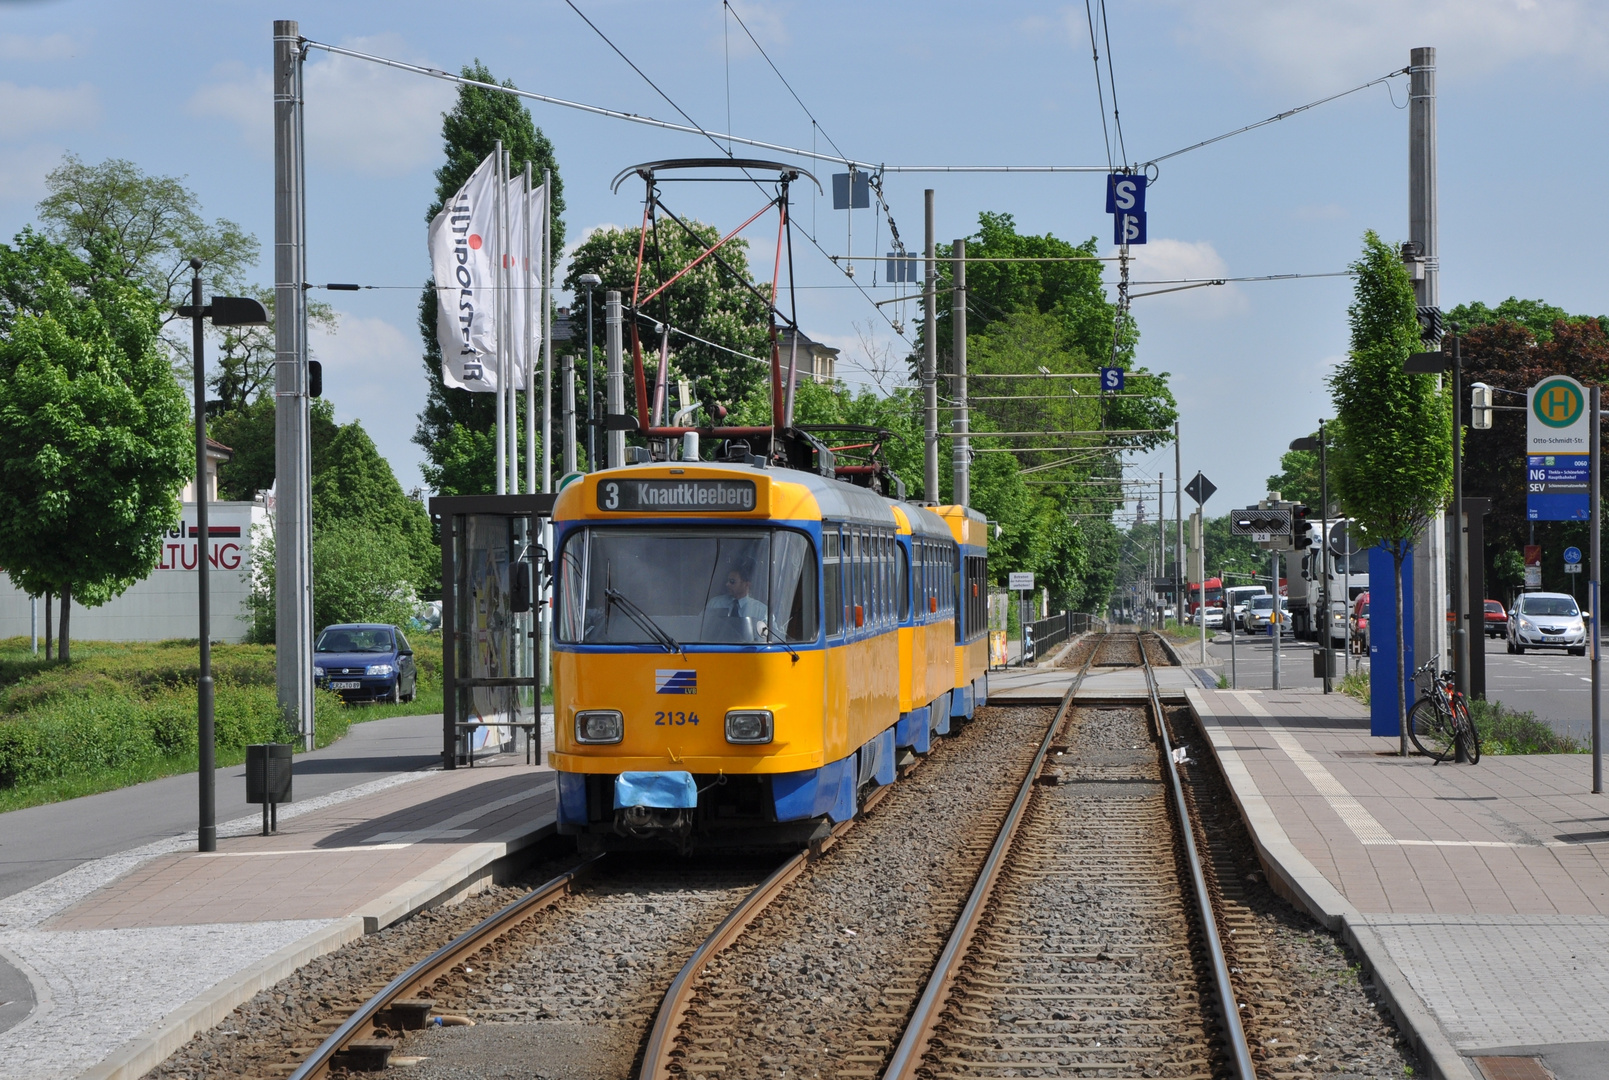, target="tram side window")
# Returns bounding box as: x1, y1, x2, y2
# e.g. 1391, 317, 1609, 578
897, 540, 910, 621
849, 529, 862, 628
824, 528, 841, 636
